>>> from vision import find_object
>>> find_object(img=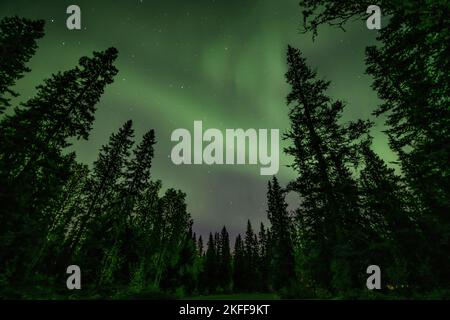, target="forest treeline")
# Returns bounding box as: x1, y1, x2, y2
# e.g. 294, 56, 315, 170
0, 0, 449, 299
